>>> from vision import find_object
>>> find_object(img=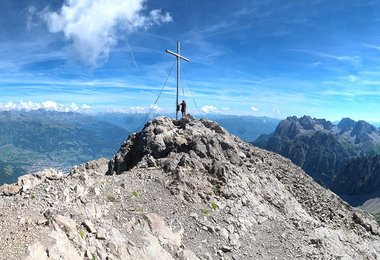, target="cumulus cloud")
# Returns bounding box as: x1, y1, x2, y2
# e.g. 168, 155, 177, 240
250, 106, 259, 111
201, 105, 219, 114
42, 0, 172, 66
107, 104, 160, 114
0, 101, 91, 112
